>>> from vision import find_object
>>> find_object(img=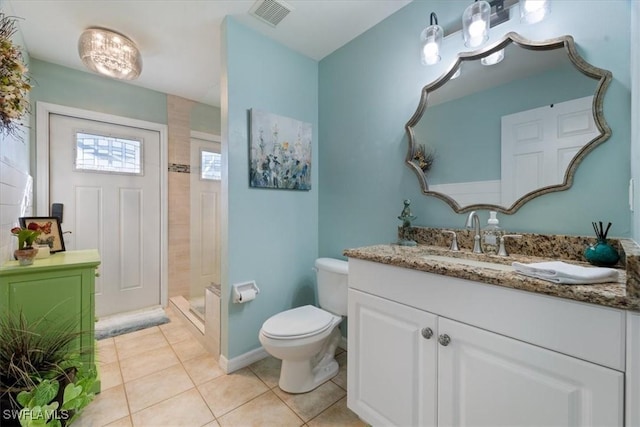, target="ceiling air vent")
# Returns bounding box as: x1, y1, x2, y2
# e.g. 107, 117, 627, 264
249, 0, 293, 27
